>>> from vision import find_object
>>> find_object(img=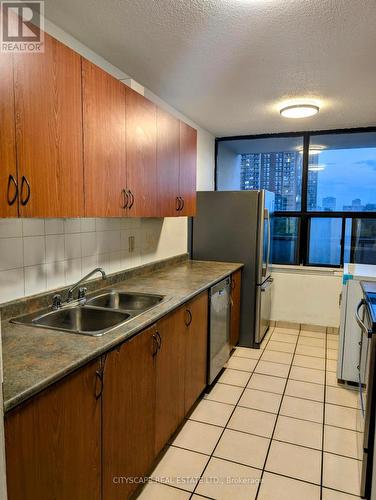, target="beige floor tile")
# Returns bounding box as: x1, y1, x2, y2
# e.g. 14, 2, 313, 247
280, 396, 324, 423
196, 457, 261, 500
227, 406, 277, 438
326, 386, 359, 409
266, 340, 295, 354
255, 360, 290, 378
300, 330, 326, 339
172, 420, 222, 455
270, 332, 298, 344
205, 383, 243, 405
214, 428, 269, 469
326, 359, 338, 372
274, 415, 322, 449
189, 399, 234, 427
233, 347, 262, 360
298, 336, 325, 347
322, 487, 362, 499
247, 373, 286, 394
293, 354, 325, 370
327, 349, 338, 360
326, 371, 342, 387
325, 403, 359, 431
238, 388, 282, 414
289, 365, 325, 385
226, 356, 257, 372
151, 446, 209, 492
285, 379, 324, 402
295, 345, 326, 358
261, 350, 293, 365
258, 471, 320, 500
323, 452, 361, 496
138, 481, 191, 499
265, 440, 322, 484
324, 425, 362, 459
327, 338, 339, 350
218, 368, 250, 387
